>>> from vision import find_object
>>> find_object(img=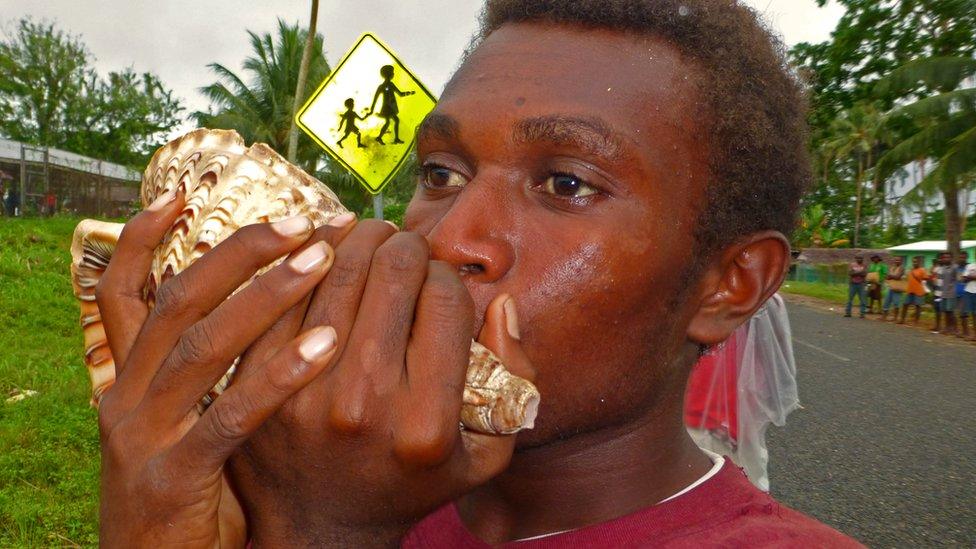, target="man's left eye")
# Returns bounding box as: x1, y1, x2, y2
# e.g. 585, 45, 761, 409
542, 173, 598, 198
422, 165, 466, 188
